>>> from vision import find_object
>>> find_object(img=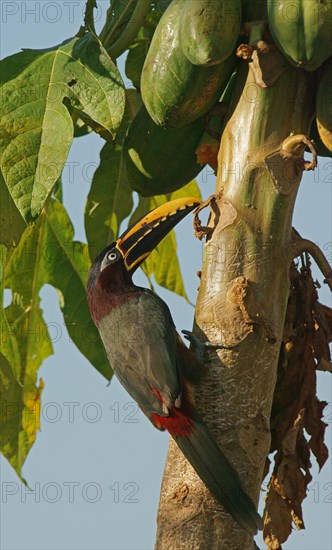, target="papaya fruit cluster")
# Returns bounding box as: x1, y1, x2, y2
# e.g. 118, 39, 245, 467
123, 0, 331, 198
267, 0, 332, 72
267, 0, 332, 154
123, 0, 240, 196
